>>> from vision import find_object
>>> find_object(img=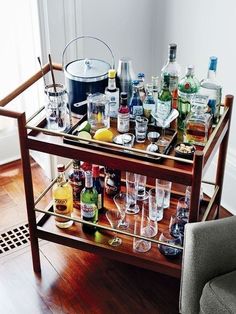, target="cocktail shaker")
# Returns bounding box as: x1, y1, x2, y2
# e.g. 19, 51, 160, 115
117, 58, 135, 104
